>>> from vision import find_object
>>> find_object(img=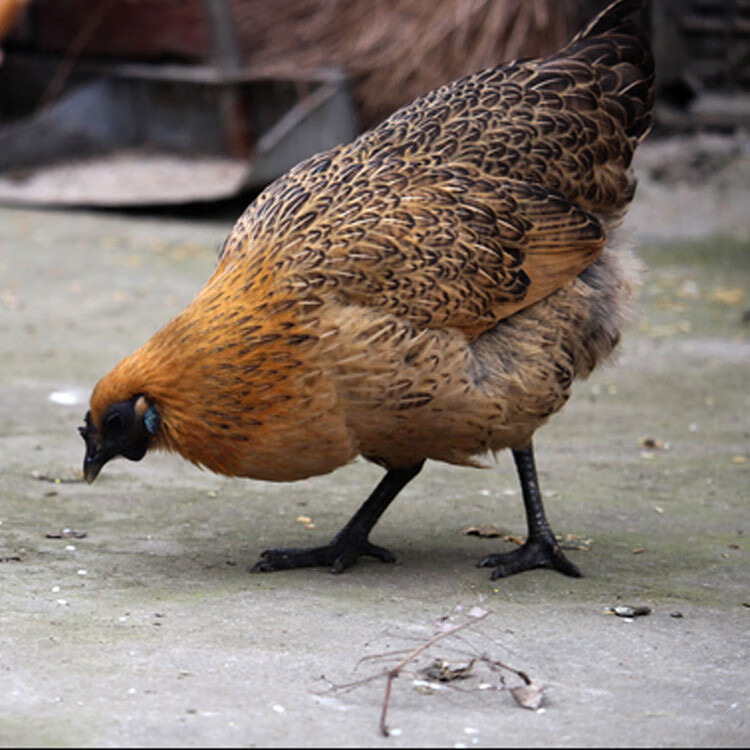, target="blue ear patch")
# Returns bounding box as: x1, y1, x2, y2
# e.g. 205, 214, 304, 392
144, 404, 161, 435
